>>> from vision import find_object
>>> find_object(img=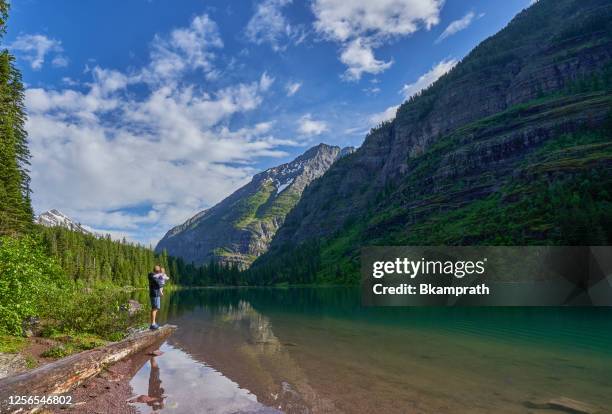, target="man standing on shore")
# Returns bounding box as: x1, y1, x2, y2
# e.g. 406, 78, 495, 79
148, 265, 163, 330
